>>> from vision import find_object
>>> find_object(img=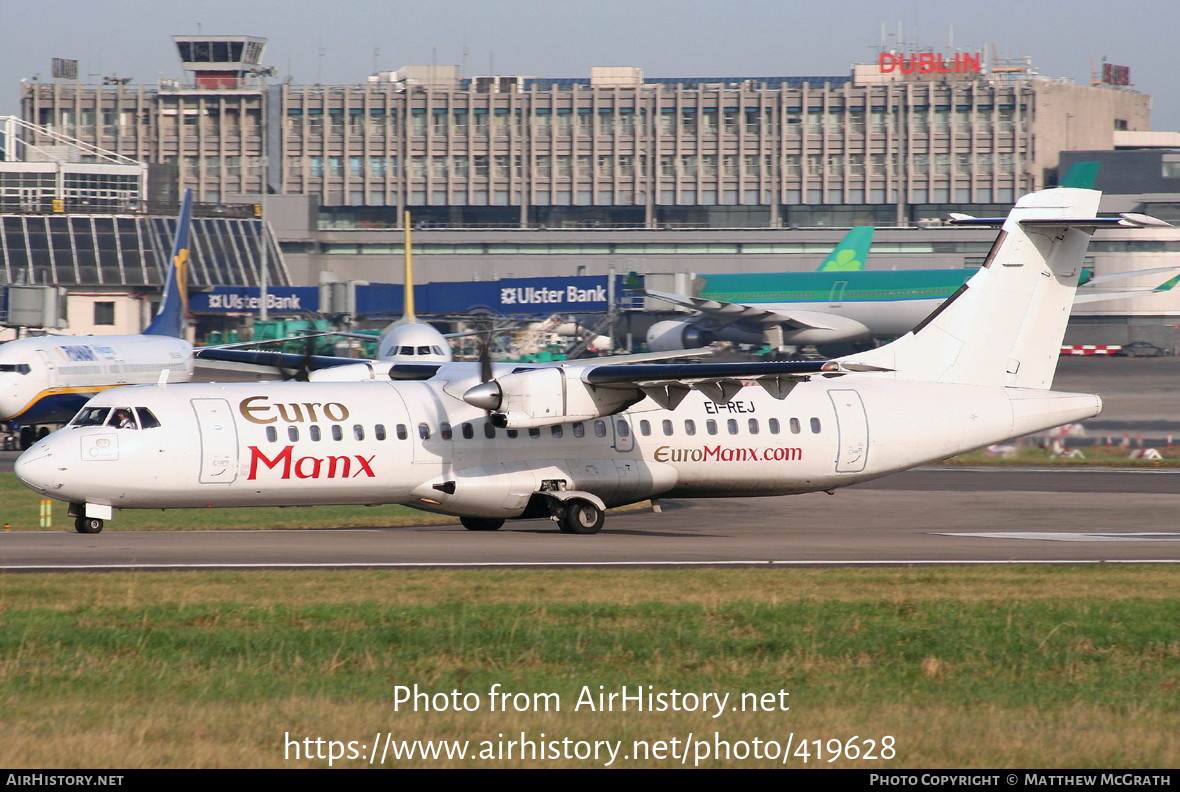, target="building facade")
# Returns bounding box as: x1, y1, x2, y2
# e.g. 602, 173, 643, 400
19, 38, 1151, 231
